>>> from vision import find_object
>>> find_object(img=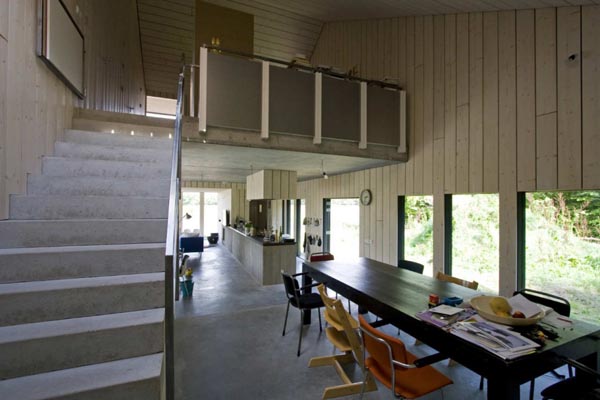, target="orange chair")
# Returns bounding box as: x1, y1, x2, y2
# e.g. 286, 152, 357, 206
359, 314, 453, 399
